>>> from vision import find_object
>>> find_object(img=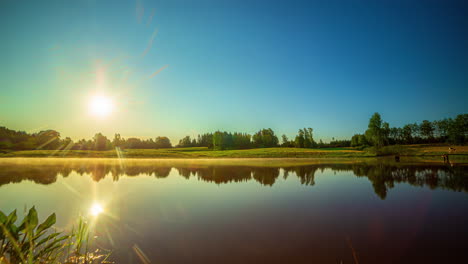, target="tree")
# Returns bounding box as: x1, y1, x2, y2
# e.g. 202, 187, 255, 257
389, 127, 402, 144
281, 134, 289, 146
61, 137, 74, 149
36, 130, 61, 150
328, 139, 351, 147
125, 138, 142, 149
410, 123, 420, 141
420, 120, 434, 140
252, 128, 278, 148
434, 119, 450, 141
358, 134, 368, 146
155, 136, 172, 148
178, 136, 193, 148
351, 134, 360, 147
294, 129, 305, 148
93, 133, 109, 151
447, 114, 467, 145
113, 134, 124, 148
303, 128, 316, 148
232, 132, 251, 149
281, 134, 294, 147
365, 113, 385, 148
197, 133, 213, 148
402, 124, 413, 144
382, 122, 390, 145
212, 131, 224, 150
